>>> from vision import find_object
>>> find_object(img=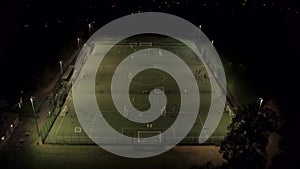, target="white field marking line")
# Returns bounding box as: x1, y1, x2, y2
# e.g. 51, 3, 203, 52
172, 127, 177, 138
55, 136, 129, 139
89, 90, 111, 134
198, 113, 207, 137
130, 69, 166, 86
121, 127, 176, 138
89, 111, 99, 134
56, 114, 66, 134
139, 42, 152, 46
158, 50, 163, 56
137, 131, 162, 143
56, 97, 72, 134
